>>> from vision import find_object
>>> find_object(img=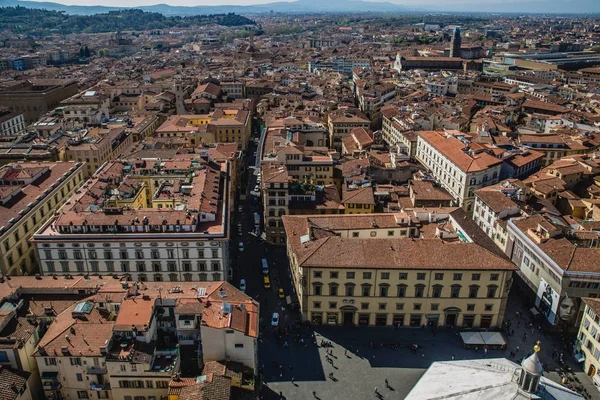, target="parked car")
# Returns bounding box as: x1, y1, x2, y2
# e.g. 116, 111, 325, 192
278, 288, 285, 299
271, 312, 279, 327
238, 205, 243, 213
239, 279, 246, 292
238, 242, 244, 252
